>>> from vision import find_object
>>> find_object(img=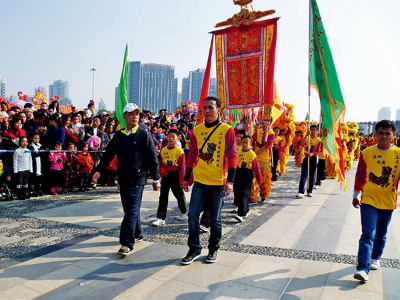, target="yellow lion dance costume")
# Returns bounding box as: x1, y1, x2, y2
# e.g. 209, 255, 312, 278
277, 103, 296, 175
341, 124, 349, 171
346, 122, 359, 170
292, 121, 307, 167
